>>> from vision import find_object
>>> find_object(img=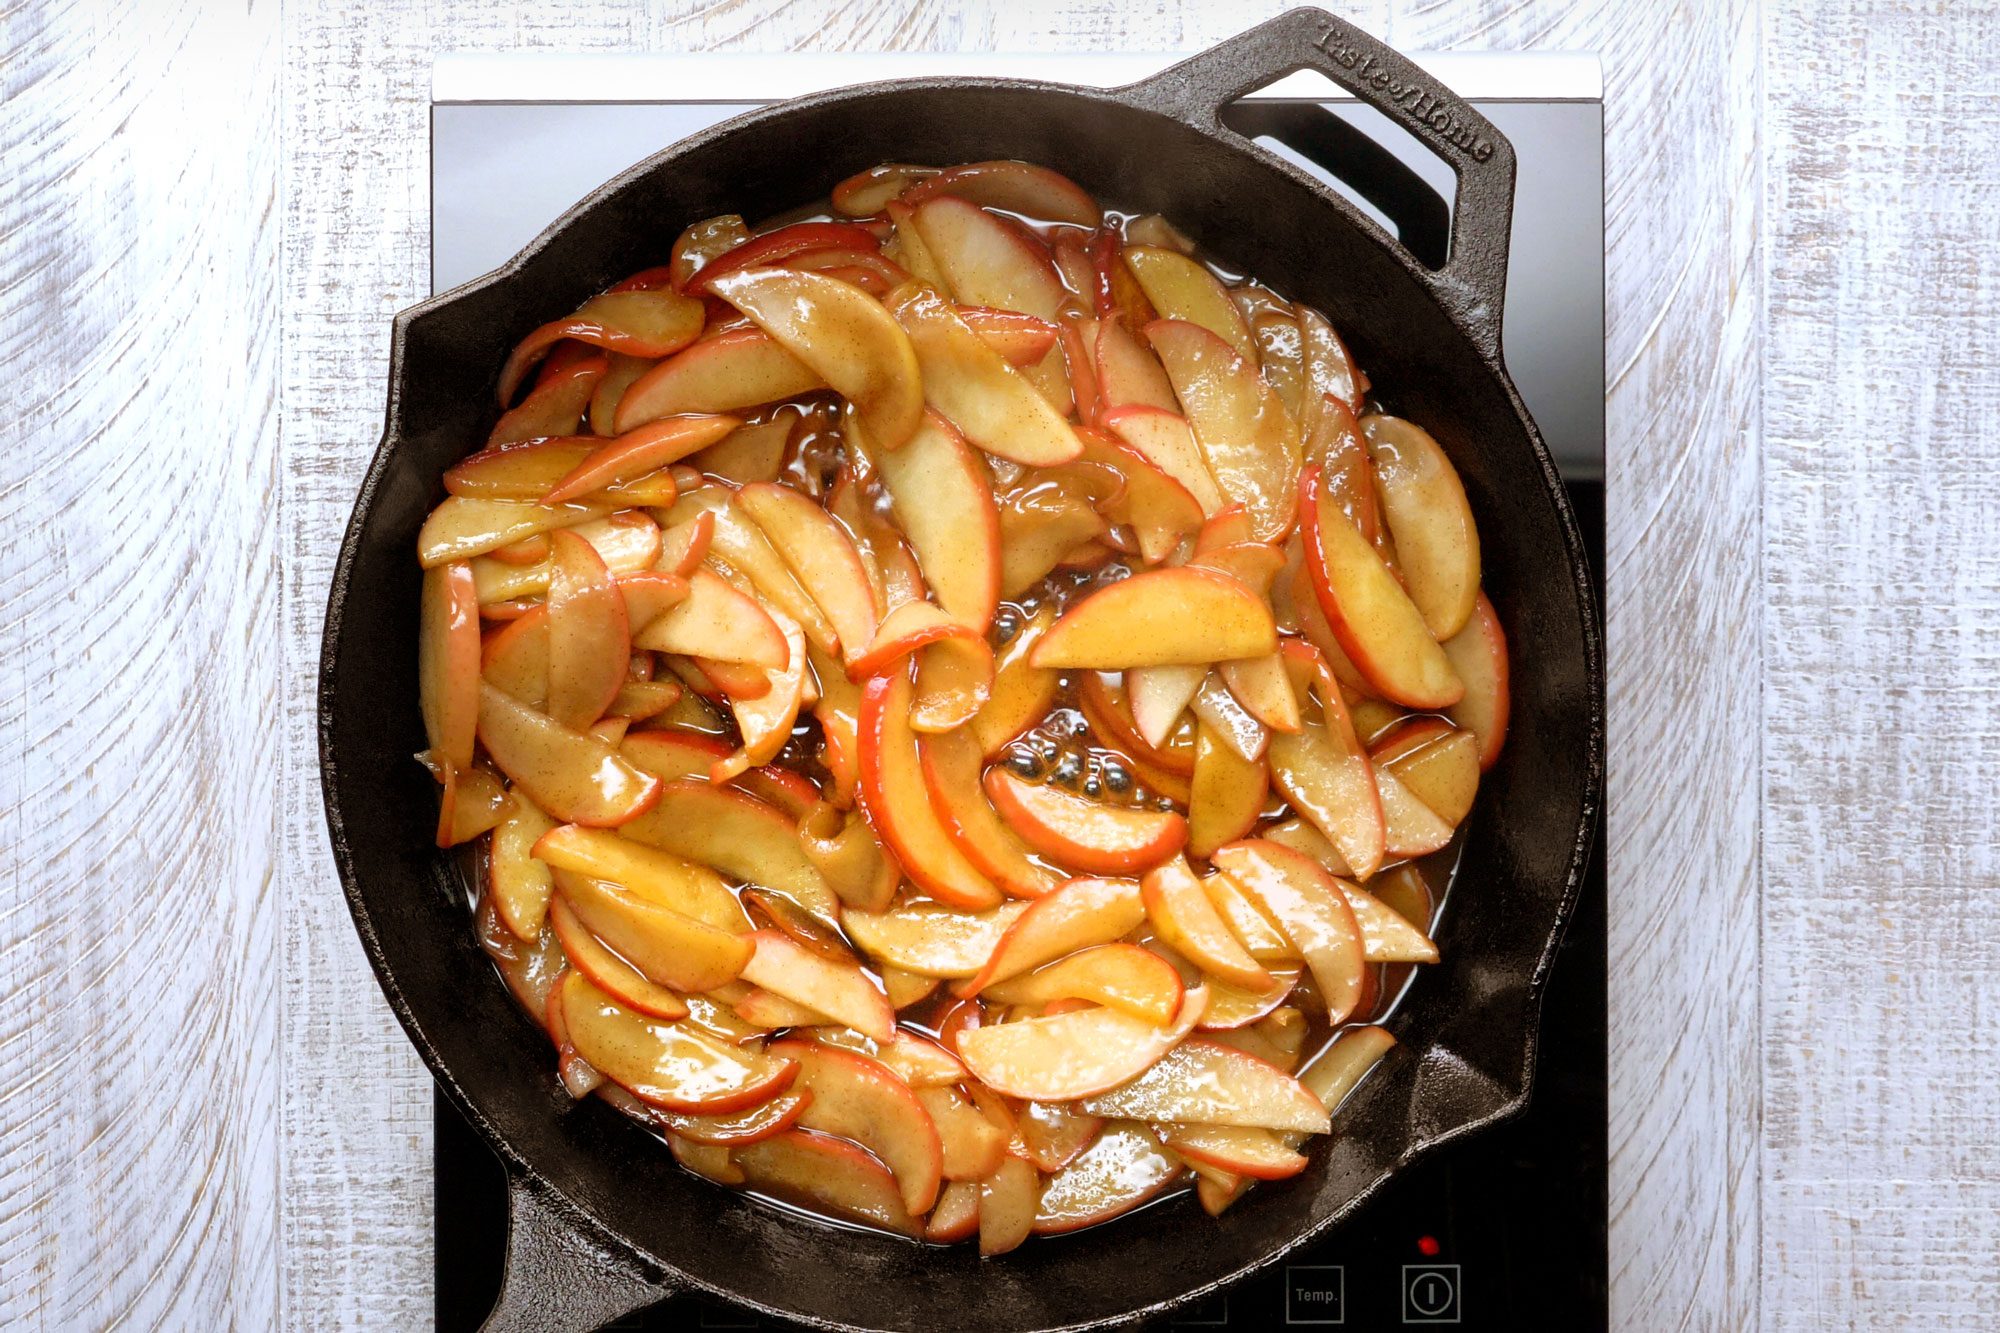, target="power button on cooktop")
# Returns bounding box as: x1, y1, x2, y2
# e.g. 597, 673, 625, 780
1402, 1264, 1461, 1323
